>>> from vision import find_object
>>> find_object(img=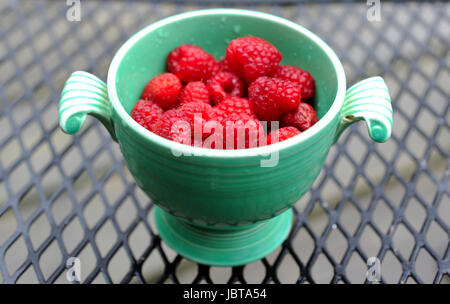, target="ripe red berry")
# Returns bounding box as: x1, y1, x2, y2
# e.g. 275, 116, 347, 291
281, 102, 318, 131
131, 99, 163, 132
225, 37, 282, 84
274, 65, 315, 100
219, 57, 232, 72
248, 76, 301, 121
167, 44, 220, 83
141, 73, 182, 110
180, 102, 216, 138
191, 137, 204, 148
266, 126, 301, 145
207, 72, 244, 105
179, 81, 210, 105
214, 97, 255, 123
221, 112, 265, 149
153, 109, 191, 144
